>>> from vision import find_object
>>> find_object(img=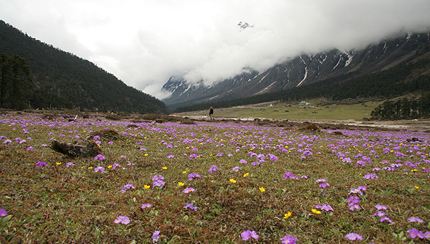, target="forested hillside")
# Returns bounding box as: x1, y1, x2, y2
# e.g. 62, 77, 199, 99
0, 20, 165, 113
